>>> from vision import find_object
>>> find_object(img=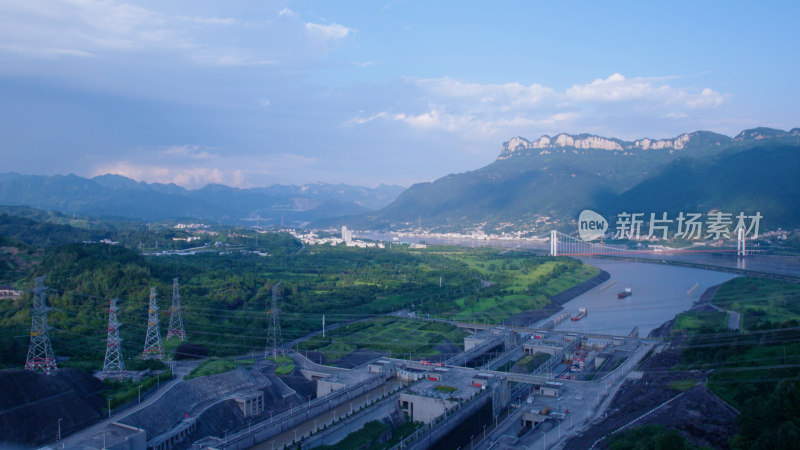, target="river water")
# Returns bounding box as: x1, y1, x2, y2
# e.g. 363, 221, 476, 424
362, 232, 800, 278
552, 257, 736, 336
362, 232, 759, 336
